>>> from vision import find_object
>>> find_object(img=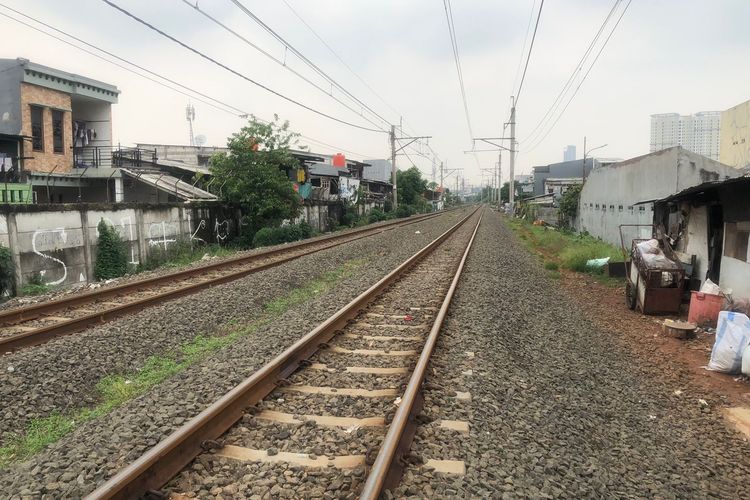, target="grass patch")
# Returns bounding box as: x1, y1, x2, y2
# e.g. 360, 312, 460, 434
138, 240, 238, 273
506, 217, 623, 277
0, 258, 365, 467
543, 261, 559, 271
